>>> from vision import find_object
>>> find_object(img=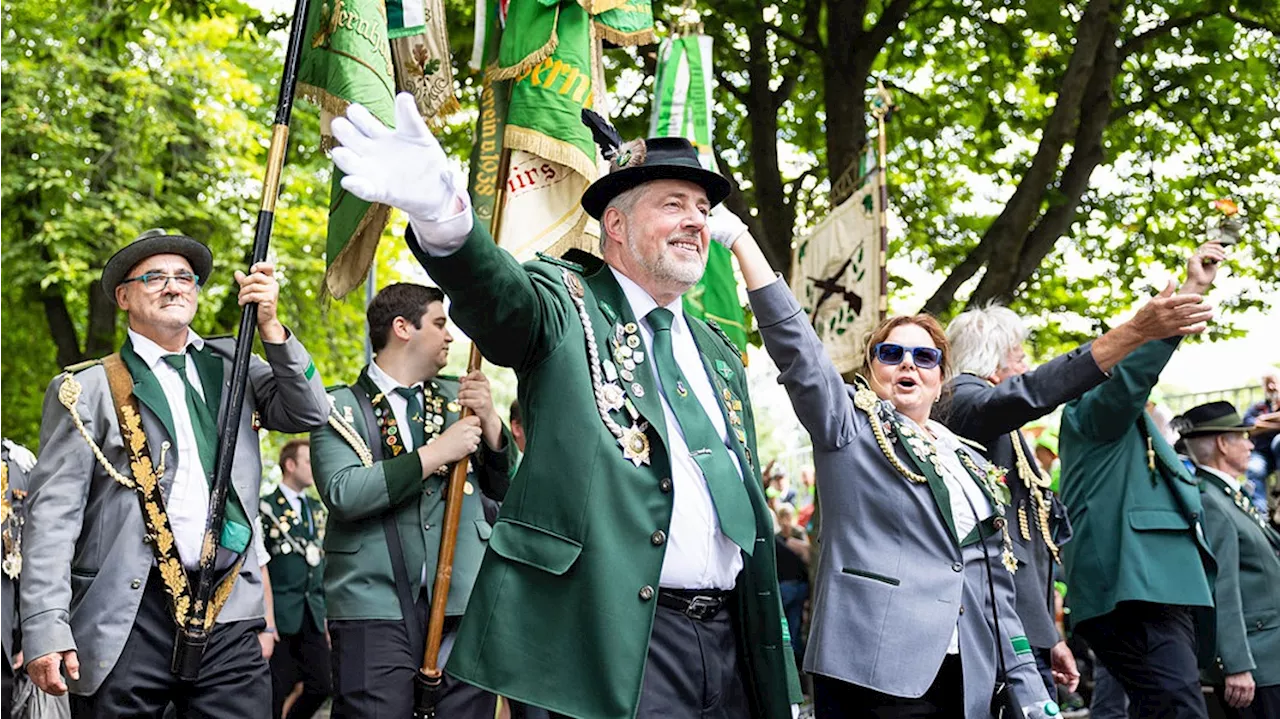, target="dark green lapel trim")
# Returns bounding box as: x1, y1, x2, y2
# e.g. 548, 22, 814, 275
688, 319, 752, 474
120, 340, 176, 443
893, 422, 959, 545
583, 267, 670, 454
190, 342, 224, 424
